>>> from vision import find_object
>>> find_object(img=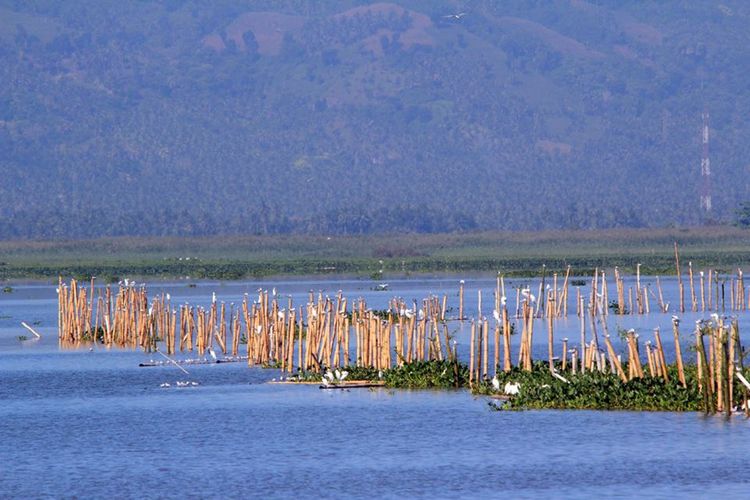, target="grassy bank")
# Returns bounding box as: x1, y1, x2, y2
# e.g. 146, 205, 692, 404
2, 226, 750, 280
